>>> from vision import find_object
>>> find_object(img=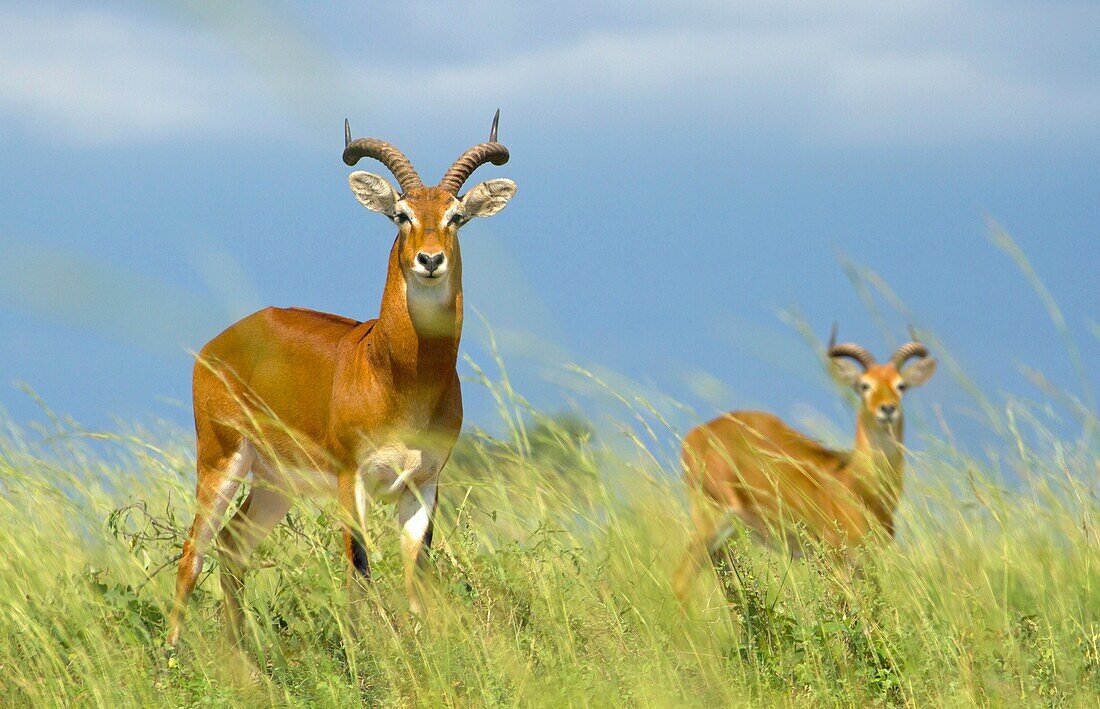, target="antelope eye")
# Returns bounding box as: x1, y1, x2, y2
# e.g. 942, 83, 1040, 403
897, 382, 908, 392
448, 212, 463, 226
860, 382, 872, 392
393, 212, 410, 224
